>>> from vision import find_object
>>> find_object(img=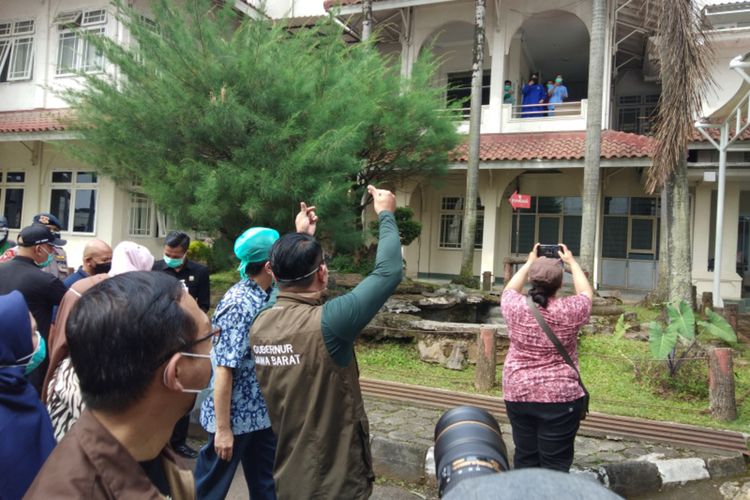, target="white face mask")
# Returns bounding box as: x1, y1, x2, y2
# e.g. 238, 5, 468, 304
163, 352, 212, 393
